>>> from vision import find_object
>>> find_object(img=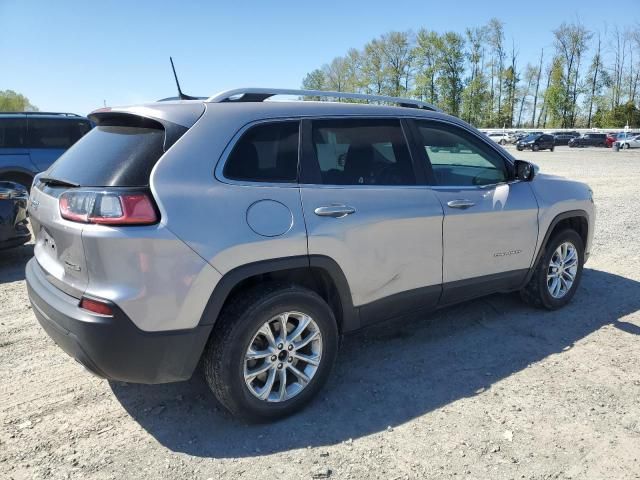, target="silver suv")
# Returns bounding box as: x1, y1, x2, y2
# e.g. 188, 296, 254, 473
26, 88, 595, 421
